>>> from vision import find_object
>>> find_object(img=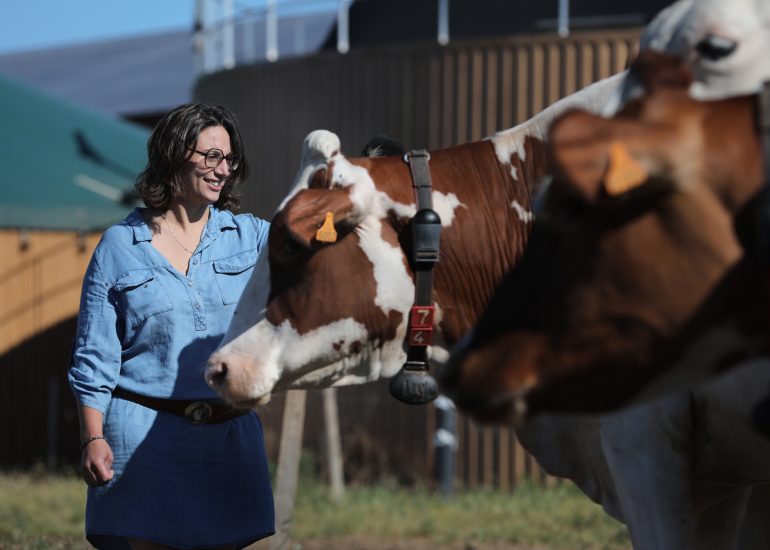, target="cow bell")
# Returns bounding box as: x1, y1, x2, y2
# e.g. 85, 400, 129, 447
411, 208, 441, 266
389, 360, 439, 405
